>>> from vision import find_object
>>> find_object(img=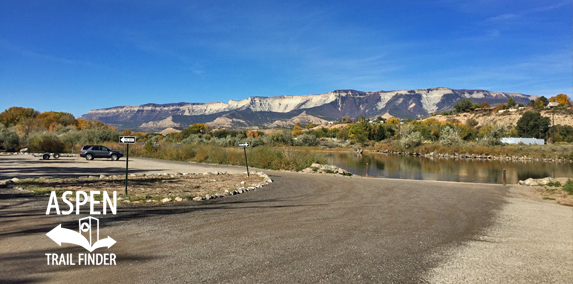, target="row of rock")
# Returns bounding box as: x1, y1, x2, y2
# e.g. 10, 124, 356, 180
518, 177, 555, 186
192, 172, 272, 202
78, 171, 238, 180
374, 150, 573, 163
0, 177, 20, 188
301, 163, 352, 176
